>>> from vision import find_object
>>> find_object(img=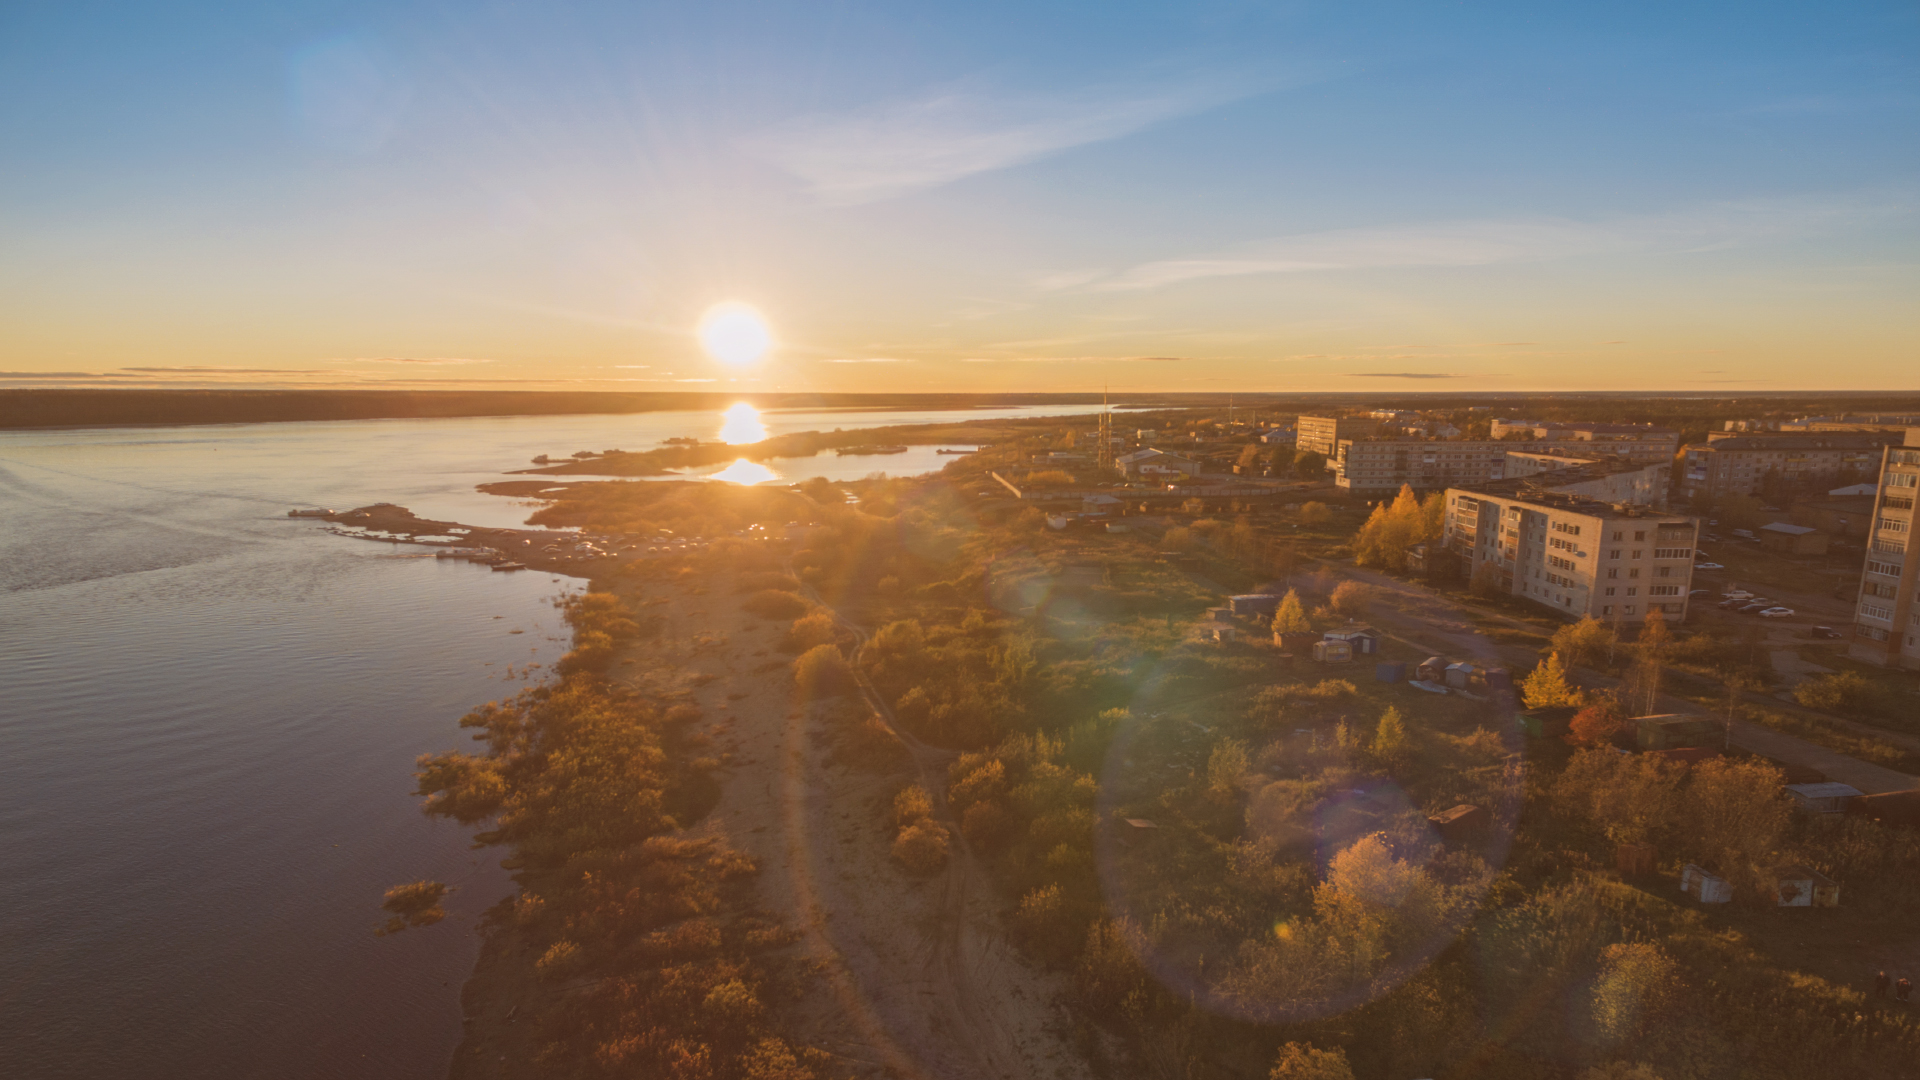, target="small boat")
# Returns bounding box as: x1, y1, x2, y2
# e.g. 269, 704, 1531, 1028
1408, 679, 1450, 695
287, 508, 334, 518
491, 562, 527, 572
